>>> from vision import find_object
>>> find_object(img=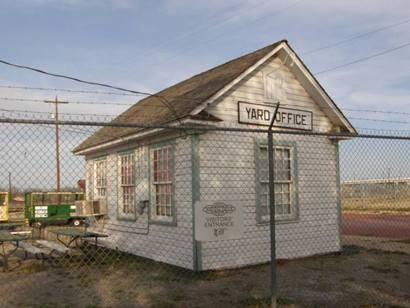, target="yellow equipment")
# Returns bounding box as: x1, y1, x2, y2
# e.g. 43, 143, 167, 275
0, 192, 9, 222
